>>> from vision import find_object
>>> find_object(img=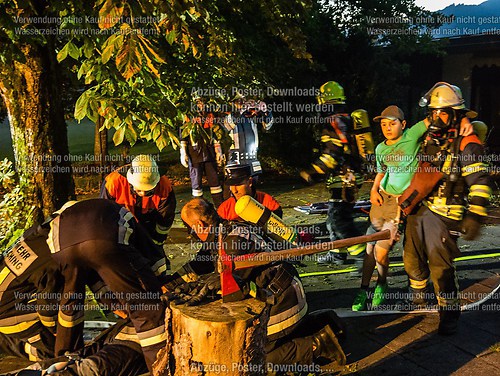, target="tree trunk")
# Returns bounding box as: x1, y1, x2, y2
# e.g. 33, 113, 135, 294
94, 115, 108, 180
0, 41, 75, 223
153, 299, 269, 376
